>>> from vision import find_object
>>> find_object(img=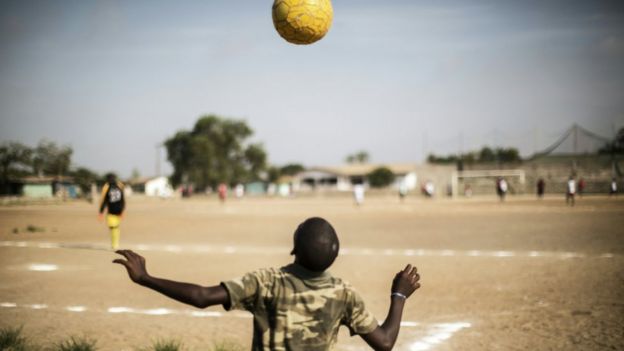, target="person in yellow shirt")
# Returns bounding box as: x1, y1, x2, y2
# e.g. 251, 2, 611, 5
98, 173, 125, 249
